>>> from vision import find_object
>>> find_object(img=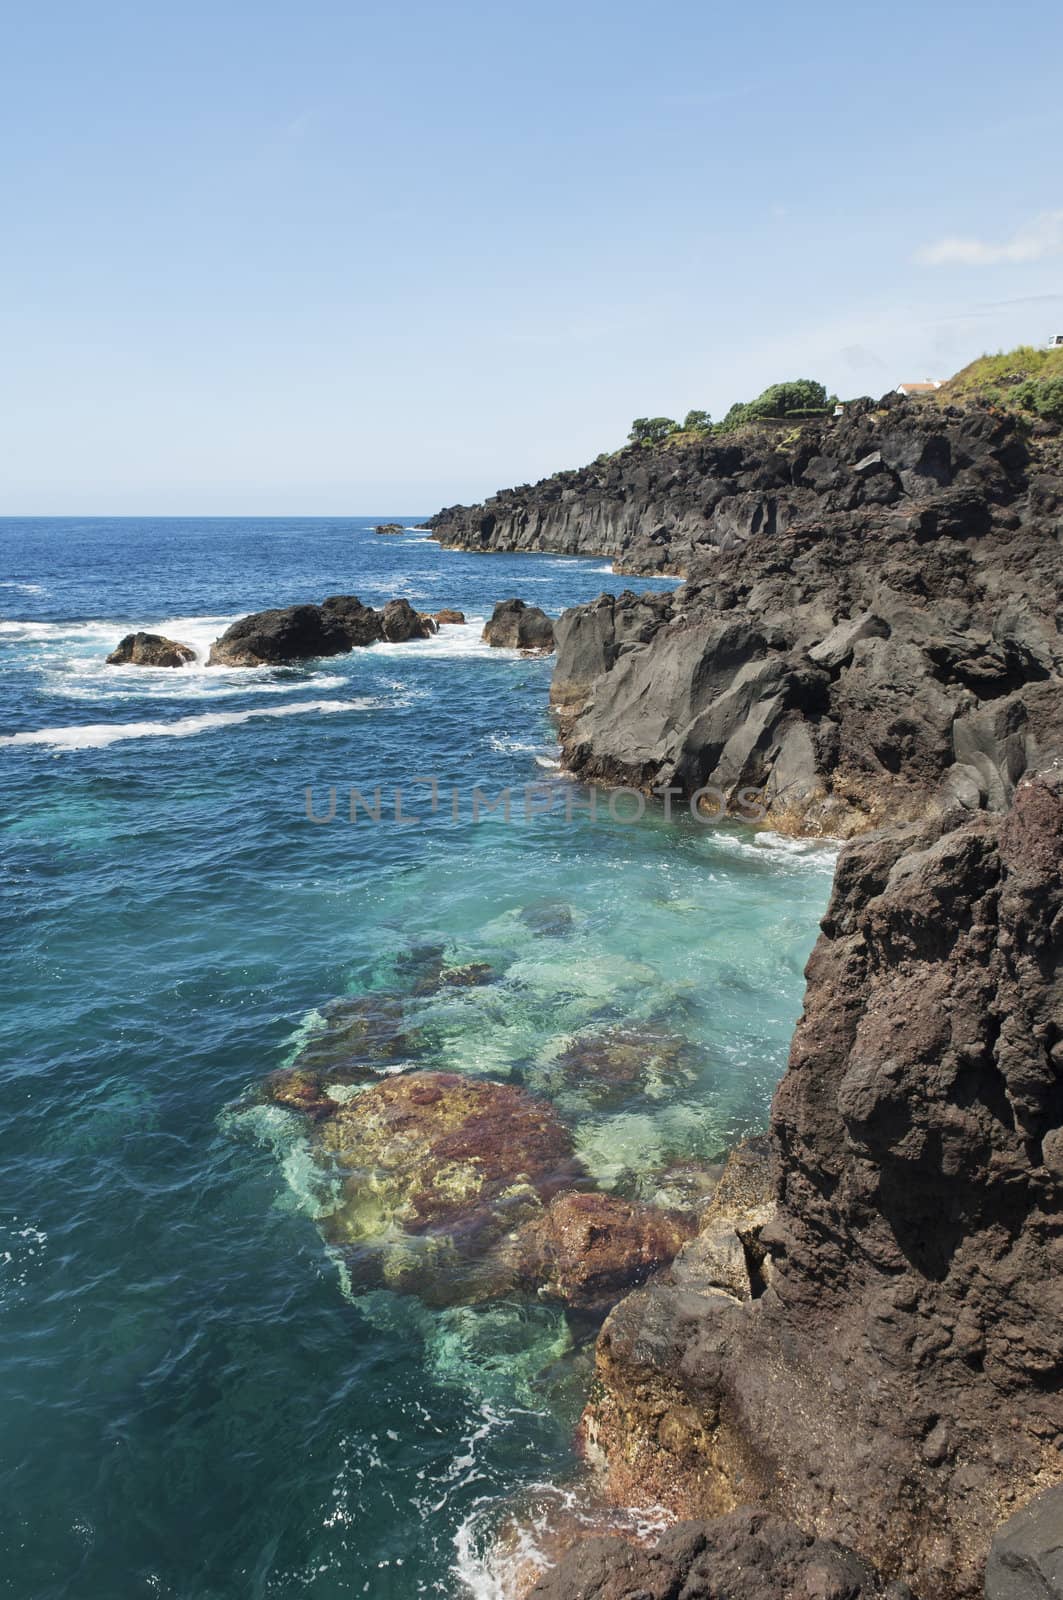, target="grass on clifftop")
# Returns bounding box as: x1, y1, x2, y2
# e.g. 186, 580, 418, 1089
937, 344, 1063, 422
